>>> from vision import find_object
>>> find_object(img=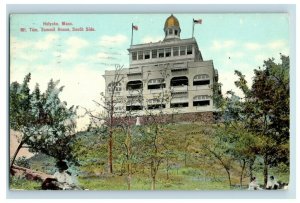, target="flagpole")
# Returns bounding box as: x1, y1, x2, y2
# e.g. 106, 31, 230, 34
131, 23, 133, 46
192, 19, 195, 38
